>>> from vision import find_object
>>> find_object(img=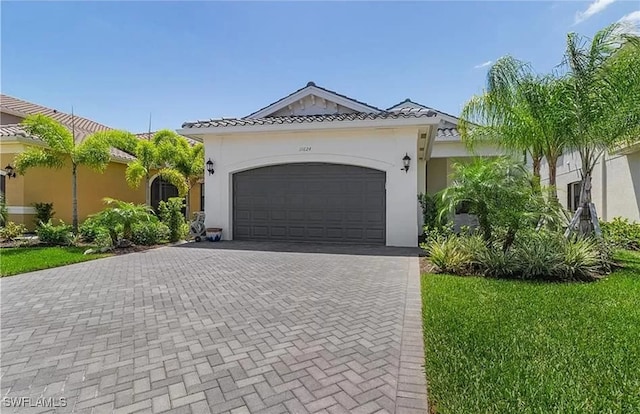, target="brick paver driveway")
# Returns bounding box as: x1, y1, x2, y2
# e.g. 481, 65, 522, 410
1, 242, 427, 413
